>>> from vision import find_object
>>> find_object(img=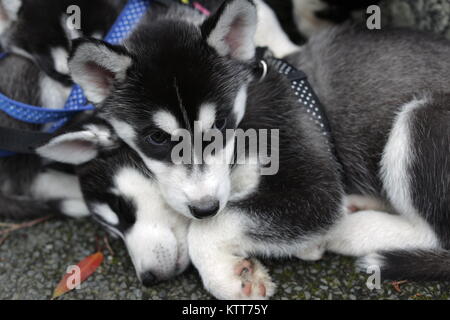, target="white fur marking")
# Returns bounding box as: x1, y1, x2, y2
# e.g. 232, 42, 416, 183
39, 76, 71, 110
51, 47, 70, 74
113, 167, 190, 279
61, 199, 90, 219
153, 110, 180, 134
198, 103, 216, 131
381, 98, 427, 220
31, 170, 83, 200
93, 204, 119, 225
233, 86, 247, 124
